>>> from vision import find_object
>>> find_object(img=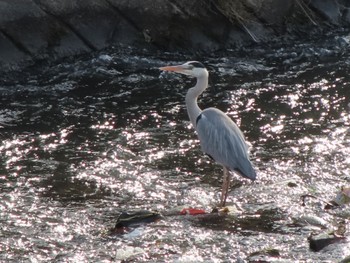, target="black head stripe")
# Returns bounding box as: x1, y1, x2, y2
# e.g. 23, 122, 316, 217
189, 61, 205, 68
